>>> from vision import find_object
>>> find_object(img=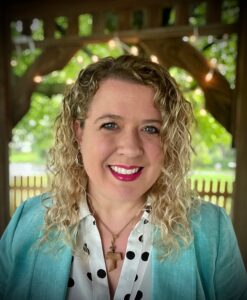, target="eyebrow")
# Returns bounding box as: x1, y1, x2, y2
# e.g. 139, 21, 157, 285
94, 114, 122, 124
94, 114, 162, 124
